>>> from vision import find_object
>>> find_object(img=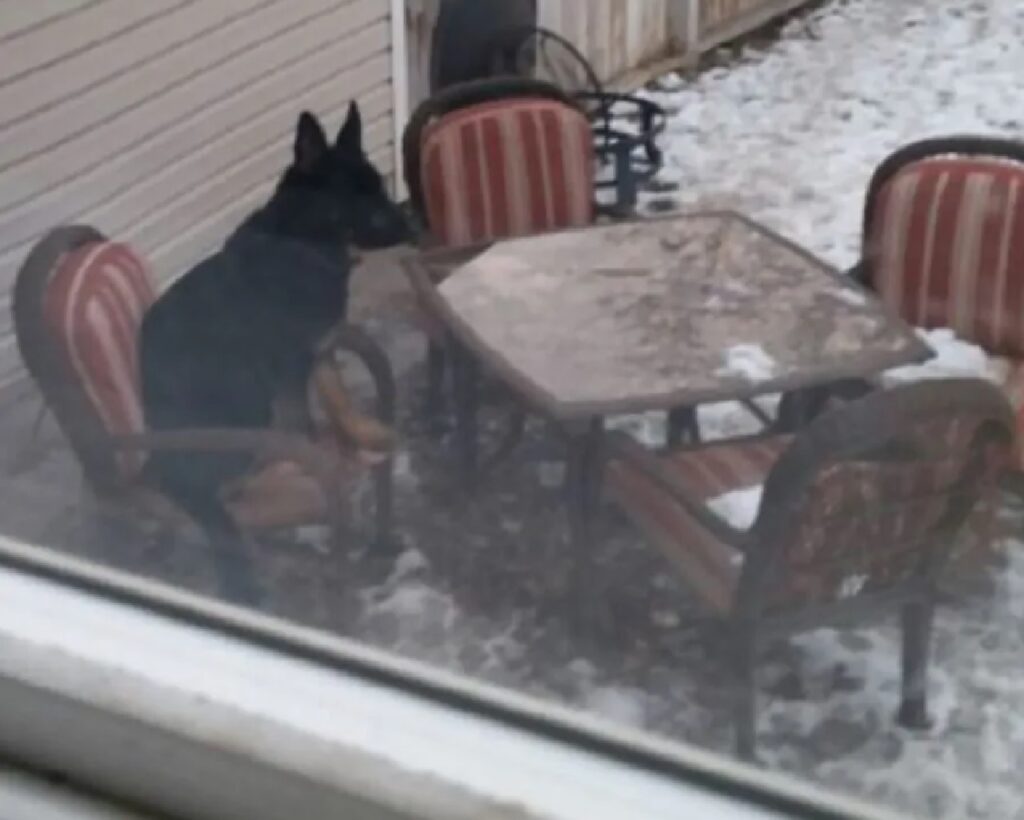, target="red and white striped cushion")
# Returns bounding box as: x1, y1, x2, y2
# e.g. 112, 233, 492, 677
43, 241, 156, 477
869, 156, 1024, 356
605, 436, 790, 612
420, 97, 595, 247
